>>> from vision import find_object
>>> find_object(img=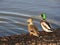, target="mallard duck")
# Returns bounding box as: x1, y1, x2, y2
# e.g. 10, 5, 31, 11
40, 13, 53, 32
27, 18, 39, 37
